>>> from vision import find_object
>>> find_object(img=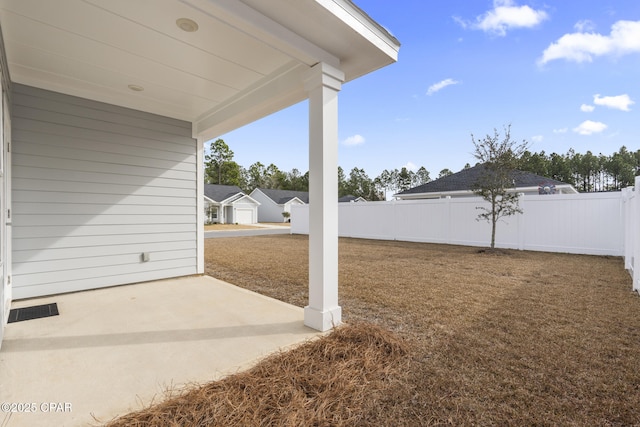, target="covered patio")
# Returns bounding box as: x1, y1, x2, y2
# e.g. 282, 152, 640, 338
0, 0, 400, 344
0, 1, 400, 424
0, 276, 321, 425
